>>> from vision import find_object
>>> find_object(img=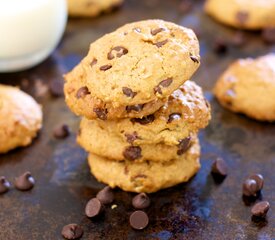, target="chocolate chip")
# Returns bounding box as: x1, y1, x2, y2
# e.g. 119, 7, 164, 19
132, 193, 150, 209
129, 211, 149, 230
251, 201, 270, 218
189, 54, 200, 63
85, 198, 103, 218
211, 157, 228, 177
0, 176, 11, 194
133, 27, 141, 33
53, 124, 70, 139
76, 86, 90, 99
96, 186, 114, 205
61, 224, 83, 240
123, 146, 142, 161
49, 78, 64, 97
167, 113, 181, 123
213, 38, 228, 54
14, 172, 35, 191
126, 104, 144, 113
236, 11, 249, 24
122, 87, 137, 98
249, 174, 264, 191
125, 131, 139, 144
177, 137, 191, 155
154, 39, 168, 48
231, 31, 246, 47
107, 46, 128, 60
151, 28, 165, 36
100, 64, 112, 71
262, 27, 275, 44
154, 78, 173, 94
243, 179, 258, 197
90, 58, 97, 68
93, 108, 108, 120
131, 115, 155, 125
